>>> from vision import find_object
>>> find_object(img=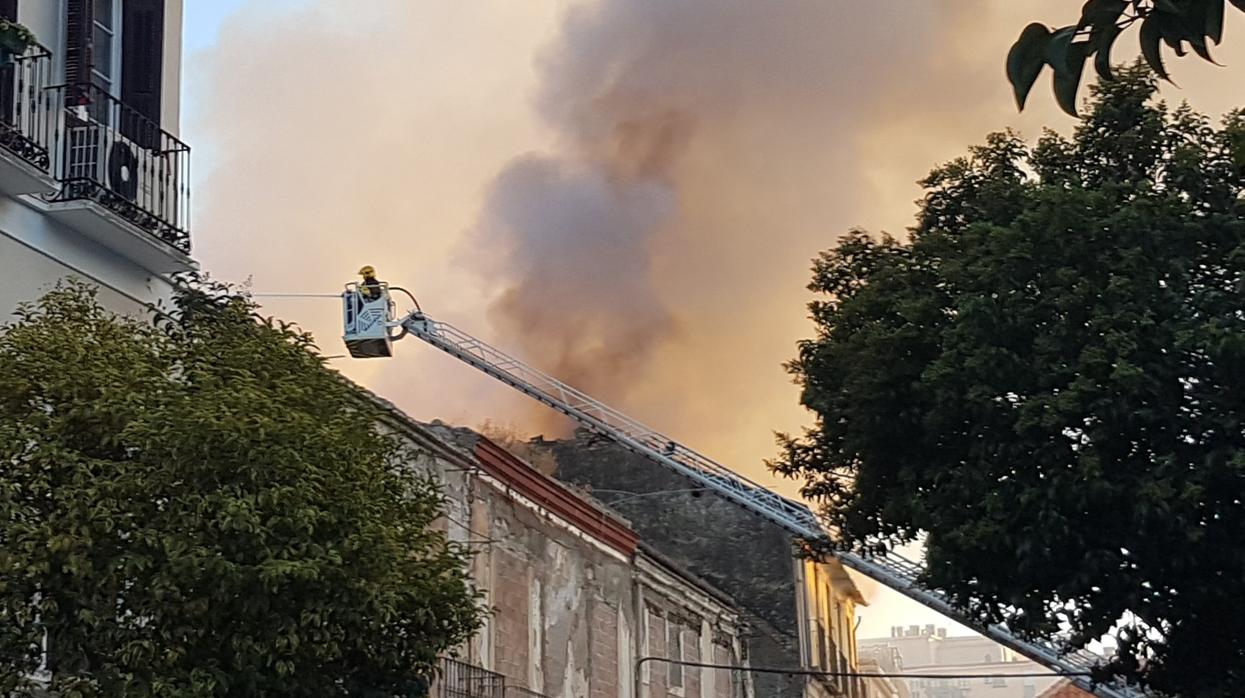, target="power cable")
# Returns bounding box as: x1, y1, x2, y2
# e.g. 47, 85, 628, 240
249, 293, 341, 298
635, 655, 1093, 679
592, 488, 711, 505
